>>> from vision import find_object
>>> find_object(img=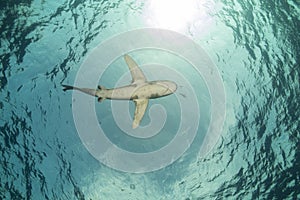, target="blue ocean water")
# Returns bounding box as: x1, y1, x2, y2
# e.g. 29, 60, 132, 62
0, 0, 299, 199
